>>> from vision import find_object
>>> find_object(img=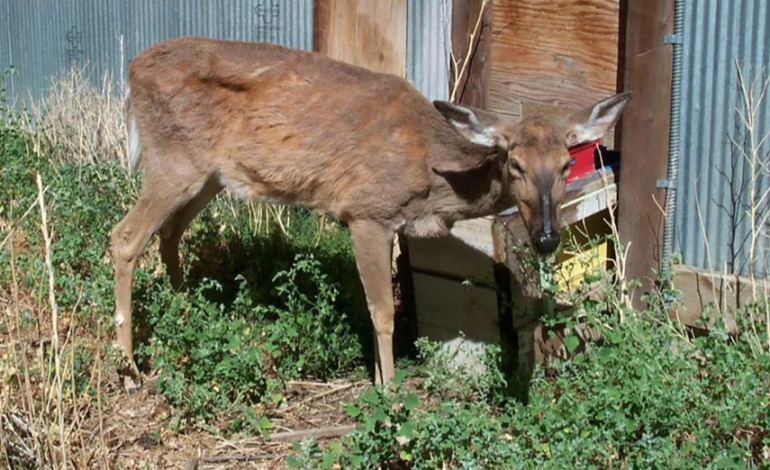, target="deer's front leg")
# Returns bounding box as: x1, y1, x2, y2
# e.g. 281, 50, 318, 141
348, 220, 396, 385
